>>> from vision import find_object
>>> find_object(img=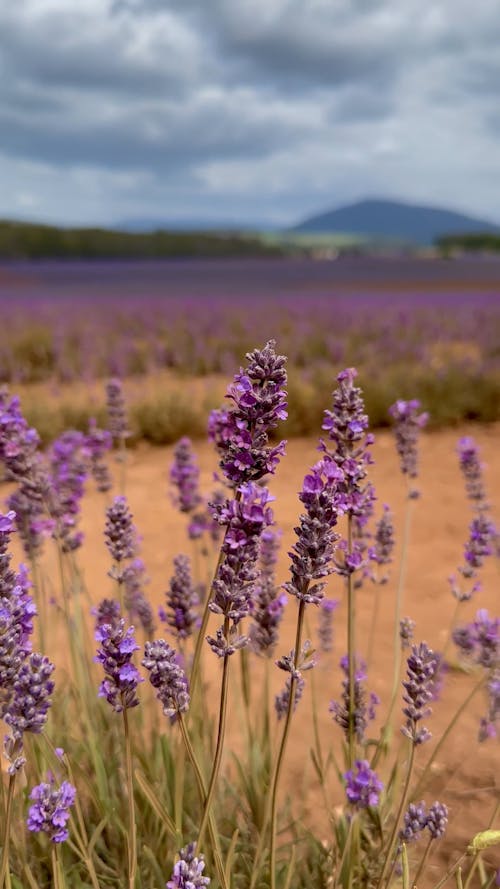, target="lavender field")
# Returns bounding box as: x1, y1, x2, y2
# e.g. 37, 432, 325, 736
1, 259, 500, 443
